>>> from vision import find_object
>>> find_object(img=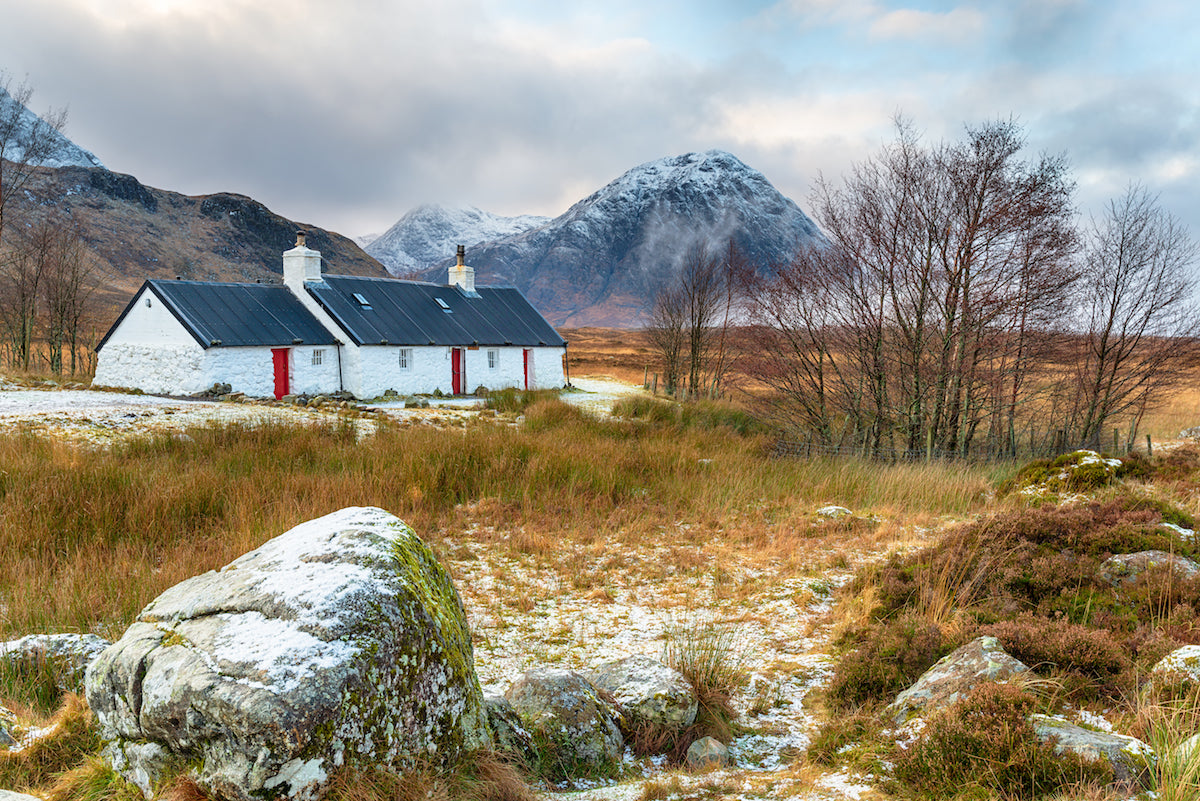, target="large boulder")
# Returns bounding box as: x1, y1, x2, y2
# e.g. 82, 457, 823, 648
505, 668, 623, 772
885, 636, 1030, 726
85, 507, 490, 801
1098, 551, 1200, 586
586, 655, 697, 732
1030, 714, 1154, 789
